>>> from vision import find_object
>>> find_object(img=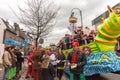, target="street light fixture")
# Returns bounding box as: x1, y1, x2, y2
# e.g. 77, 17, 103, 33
71, 8, 83, 27
69, 8, 83, 35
